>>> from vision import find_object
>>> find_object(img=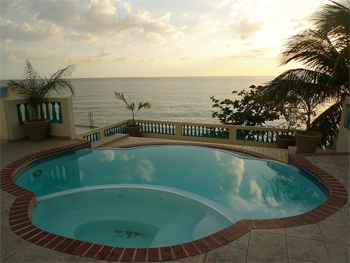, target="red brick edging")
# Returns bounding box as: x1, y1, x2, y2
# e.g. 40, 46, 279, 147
1, 141, 348, 262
